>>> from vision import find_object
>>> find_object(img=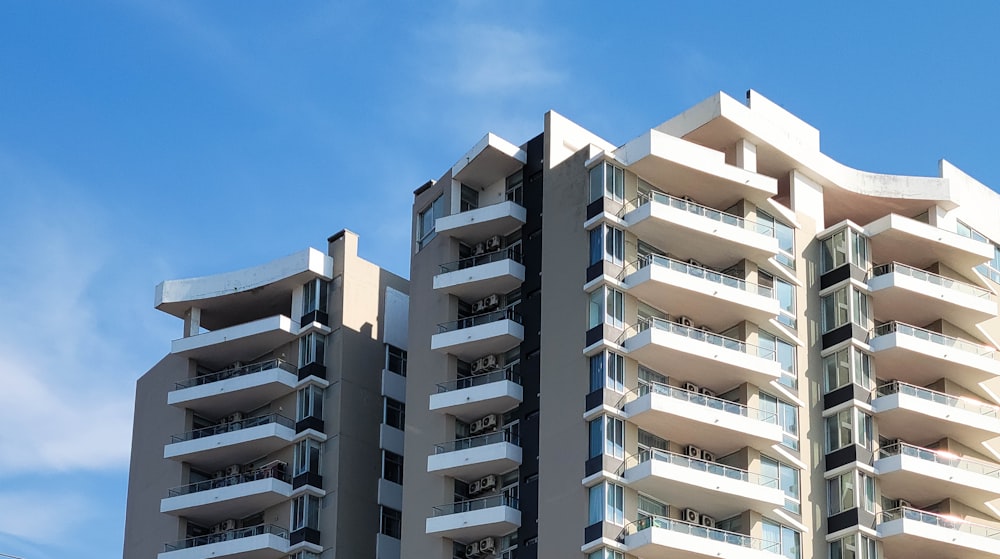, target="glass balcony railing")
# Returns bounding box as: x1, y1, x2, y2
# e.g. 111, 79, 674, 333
624, 192, 777, 237
431, 494, 520, 516
433, 430, 520, 454
616, 380, 777, 424
617, 514, 779, 553
175, 359, 297, 390
436, 363, 521, 393
876, 381, 1000, 420
439, 247, 523, 274
879, 442, 1000, 479
166, 464, 290, 497
871, 322, 999, 360
163, 523, 288, 551
623, 254, 774, 298
622, 317, 775, 360
169, 413, 295, 444
879, 507, 1000, 540
438, 309, 522, 333
618, 448, 777, 488
871, 262, 993, 299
